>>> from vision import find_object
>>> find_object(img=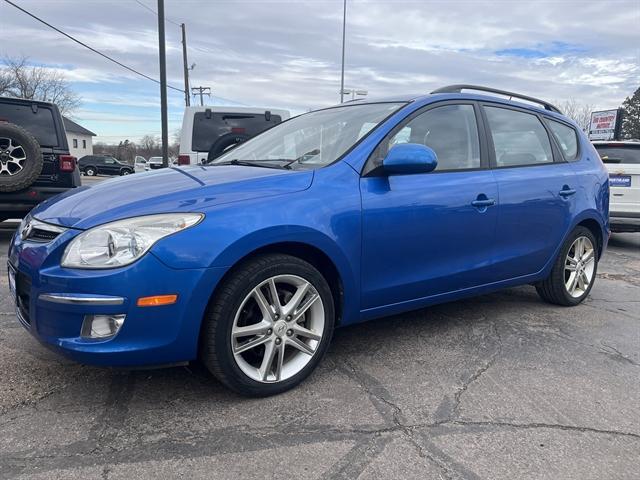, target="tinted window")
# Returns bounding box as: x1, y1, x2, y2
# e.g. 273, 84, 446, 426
0, 103, 59, 146
192, 112, 282, 152
388, 104, 480, 170
485, 107, 553, 167
73, 139, 78, 148
547, 119, 578, 160
594, 145, 640, 164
